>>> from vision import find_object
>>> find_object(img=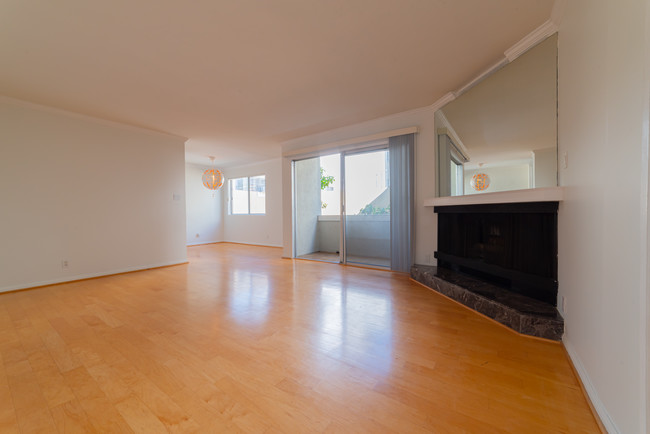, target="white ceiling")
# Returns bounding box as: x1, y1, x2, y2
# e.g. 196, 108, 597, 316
0, 0, 554, 167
